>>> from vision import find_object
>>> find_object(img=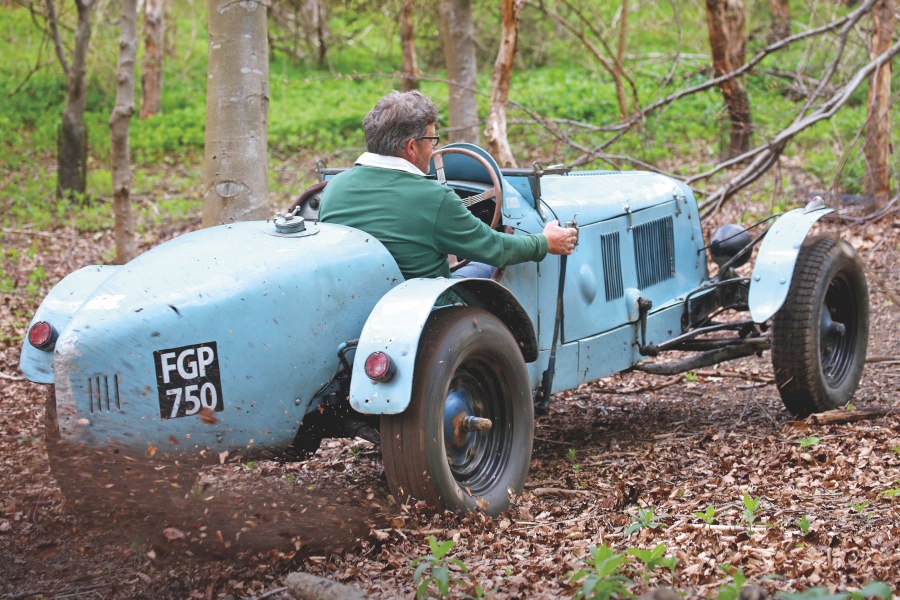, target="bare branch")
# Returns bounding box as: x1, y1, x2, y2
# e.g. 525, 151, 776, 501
44, 0, 70, 76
